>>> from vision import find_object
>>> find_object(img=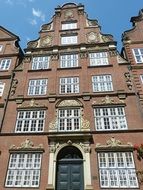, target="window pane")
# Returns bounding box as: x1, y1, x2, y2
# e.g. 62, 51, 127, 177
5, 153, 42, 187
94, 107, 127, 131
58, 108, 80, 131
60, 77, 79, 94
15, 110, 45, 132
133, 48, 143, 63
98, 152, 138, 188
28, 79, 47, 95
89, 52, 108, 66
